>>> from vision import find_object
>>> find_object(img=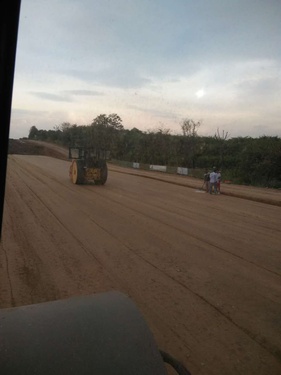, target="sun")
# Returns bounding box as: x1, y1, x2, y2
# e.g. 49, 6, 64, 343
196, 89, 206, 98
